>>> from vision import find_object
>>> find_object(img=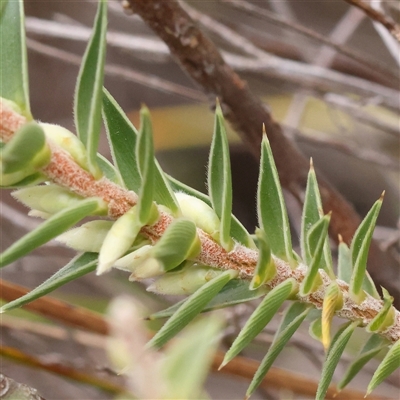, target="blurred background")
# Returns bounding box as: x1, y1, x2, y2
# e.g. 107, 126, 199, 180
1, 0, 399, 398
